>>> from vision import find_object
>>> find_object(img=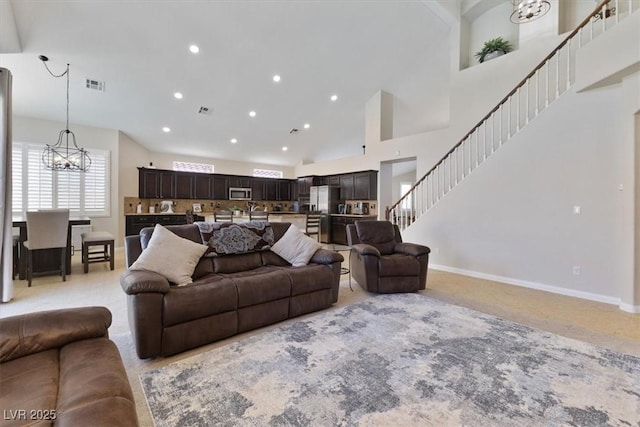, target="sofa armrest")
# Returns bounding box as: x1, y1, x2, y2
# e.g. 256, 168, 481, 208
310, 248, 344, 265
394, 242, 431, 257
120, 269, 171, 295
351, 243, 381, 258
0, 306, 111, 363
